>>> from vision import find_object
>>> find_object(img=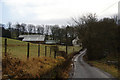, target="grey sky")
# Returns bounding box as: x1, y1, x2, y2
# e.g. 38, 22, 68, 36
1, 0, 120, 25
